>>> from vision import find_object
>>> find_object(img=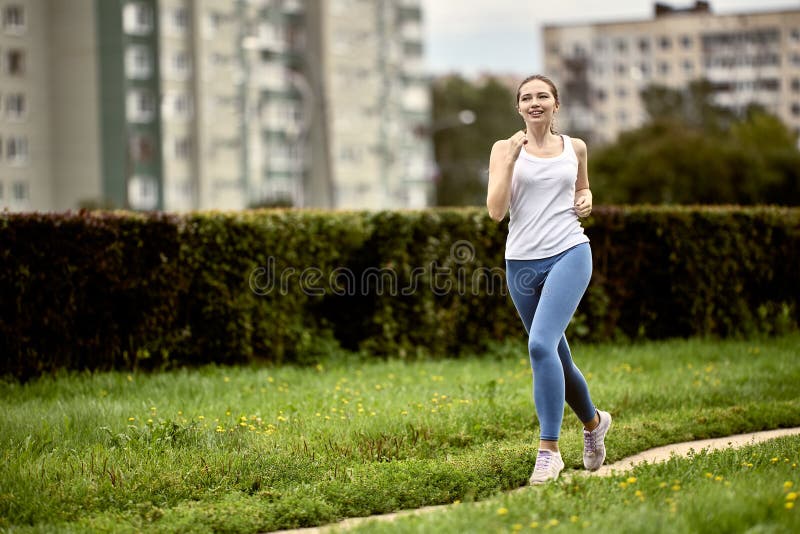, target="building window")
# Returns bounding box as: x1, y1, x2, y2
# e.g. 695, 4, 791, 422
615, 63, 627, 75
659, 61, 670, 75
5, 92, 25, 120
126, 89, 156, 123
205, 11, 223, 37
7, 136, 28, 164
3, 5, 25, 33
5, 49, 25, 76
680, 35, 693, 49
125, 45, 152, 79
123, 2, 154, 35
128, 175, 158, 210
792, 78, 800, 92
659, 36, 672, 50
638, 38, 650, 53
12, 181, 28, 202
164, 93, 193, 119
129, 134, 154, 163
615, 38, 628, 53
791, 28, 800, 42
616, 86, 628, 98
172, 51, 191, 78
174, 137, 192, 159
683, 59, 694, 74
791, 53, 800, 67
792, 103, 800, 117
617, 110, 628, 124
171, 7, 189, 34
